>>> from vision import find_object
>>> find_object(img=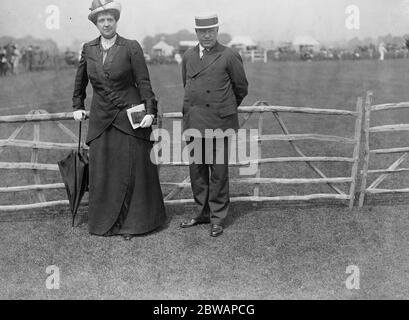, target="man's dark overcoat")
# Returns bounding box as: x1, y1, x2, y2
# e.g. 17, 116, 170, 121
181, 42, 248, 225
182, 42, 248, 136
